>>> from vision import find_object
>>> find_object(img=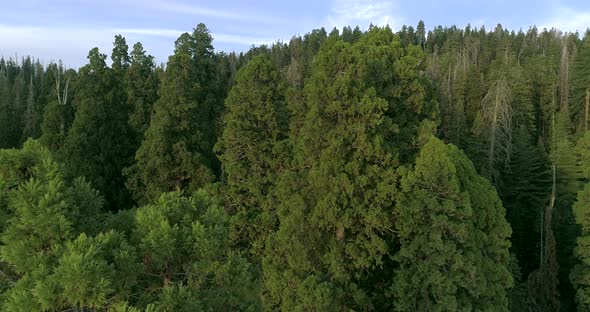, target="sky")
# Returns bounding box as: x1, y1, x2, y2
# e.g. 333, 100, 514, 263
0, 0, 589, 68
